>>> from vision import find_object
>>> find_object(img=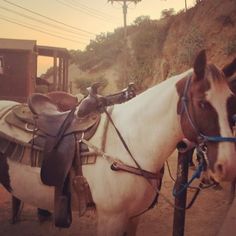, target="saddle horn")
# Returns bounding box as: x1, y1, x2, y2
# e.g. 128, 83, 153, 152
77, 83, 102, 117
87, 82, 102, 96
